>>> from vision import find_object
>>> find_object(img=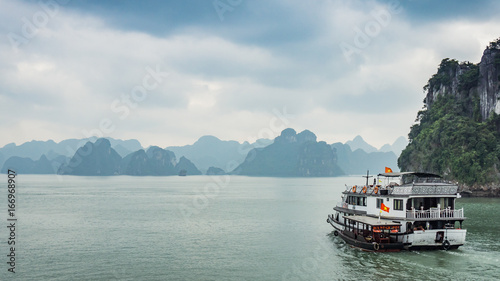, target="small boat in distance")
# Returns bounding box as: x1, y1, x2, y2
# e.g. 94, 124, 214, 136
327, 171, 466, 252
